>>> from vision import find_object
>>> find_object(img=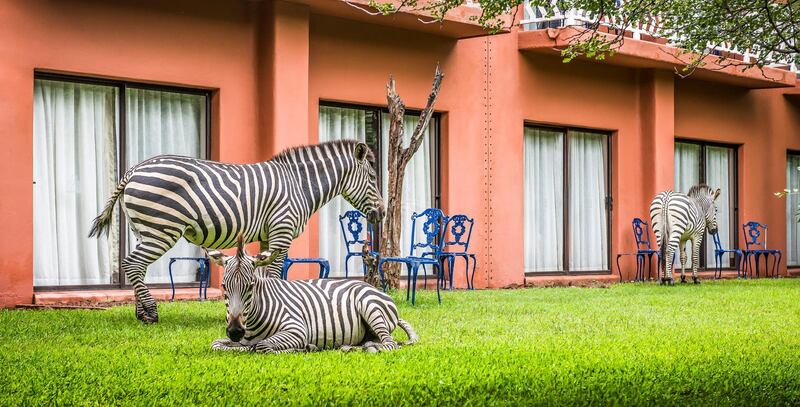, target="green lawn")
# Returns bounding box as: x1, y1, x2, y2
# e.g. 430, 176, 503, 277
2, 279, 800, 405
